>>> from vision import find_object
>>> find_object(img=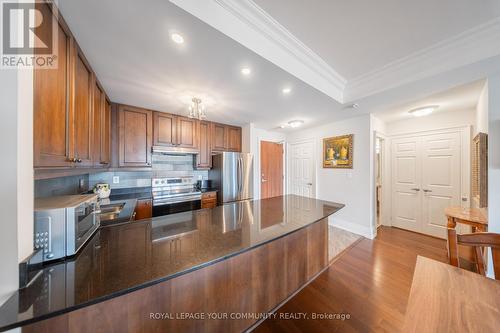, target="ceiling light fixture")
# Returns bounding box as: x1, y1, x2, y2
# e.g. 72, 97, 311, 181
171, 33, 184, 44
188, 97, 207, 120
241, 67, 251, 76
288, 120, 304, 128
282, 87, 292, 94
409, 105, 438, 117
282, 120, 304, 128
